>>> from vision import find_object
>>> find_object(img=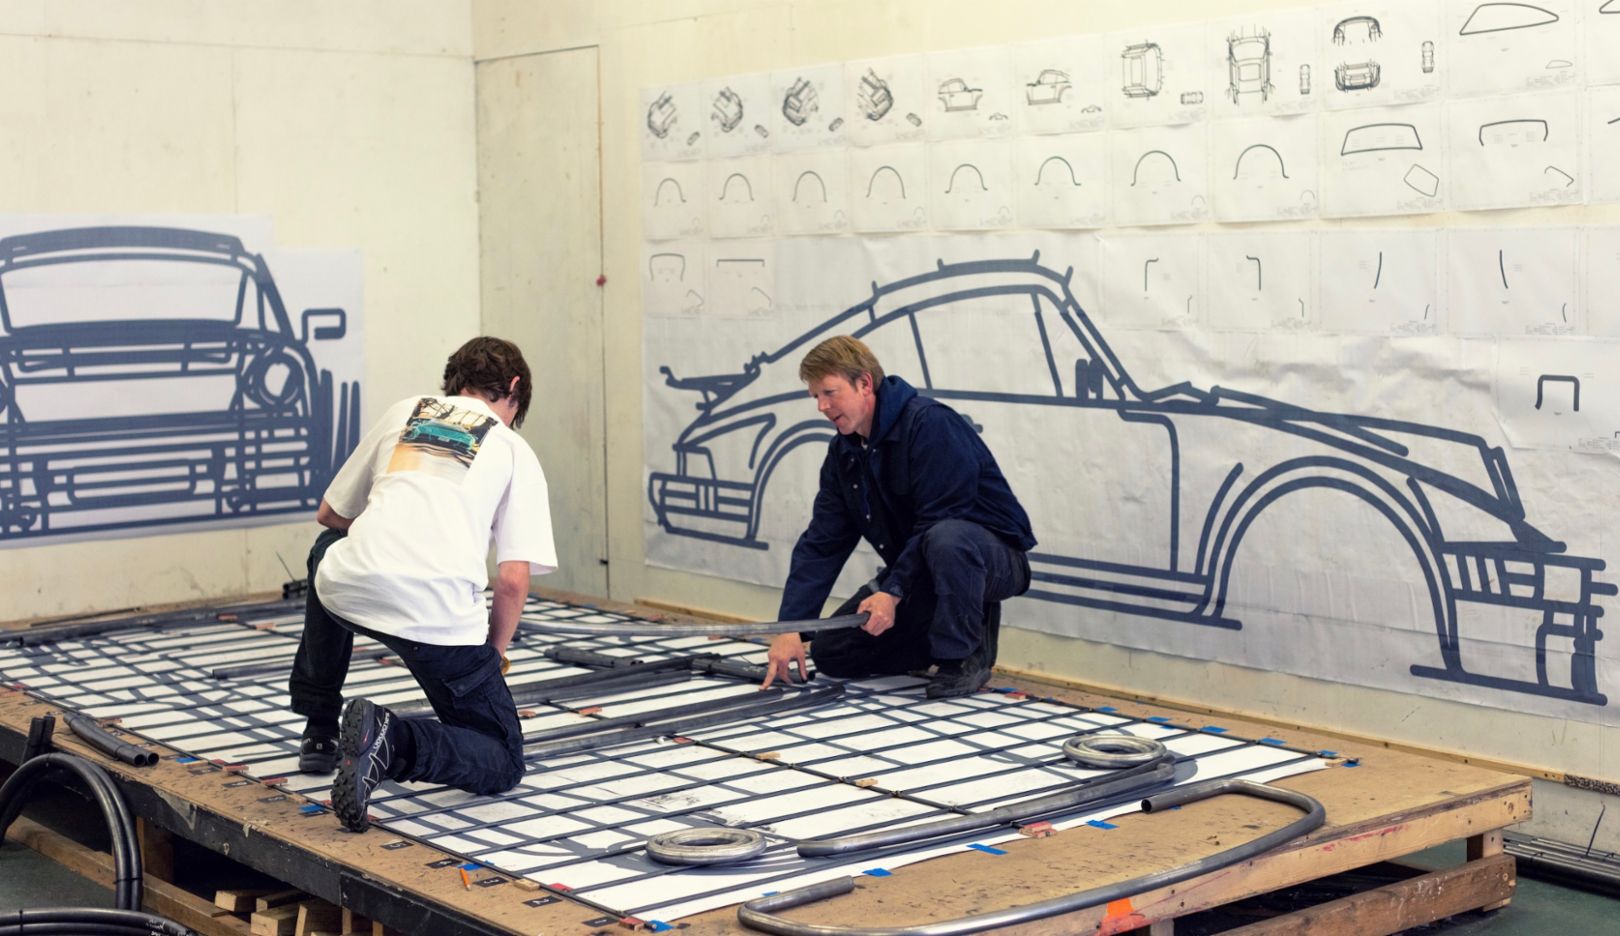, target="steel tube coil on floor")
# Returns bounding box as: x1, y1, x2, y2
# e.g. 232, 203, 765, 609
647, 827, 769, 866
0, 751, 144, 911
795, 747, 1176, 858
740, 778, 1326, 935
66, 714, 159, 767
518, 612, 868, 638
1061, 733, 1166, 769
0, 908, 194, 935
